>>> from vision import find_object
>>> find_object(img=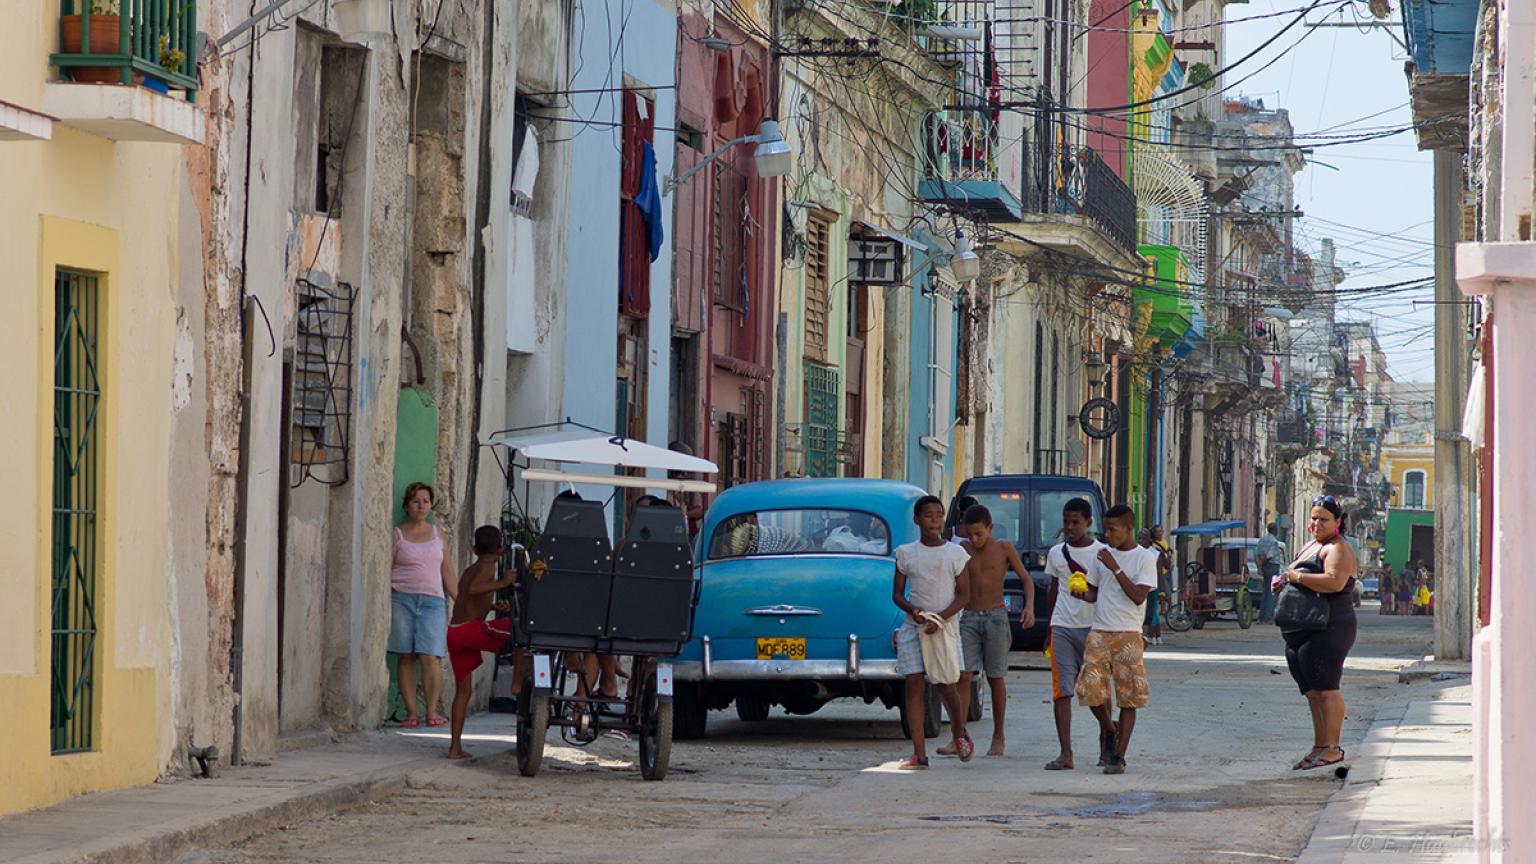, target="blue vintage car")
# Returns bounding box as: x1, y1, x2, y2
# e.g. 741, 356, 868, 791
672, 478, 961, 739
